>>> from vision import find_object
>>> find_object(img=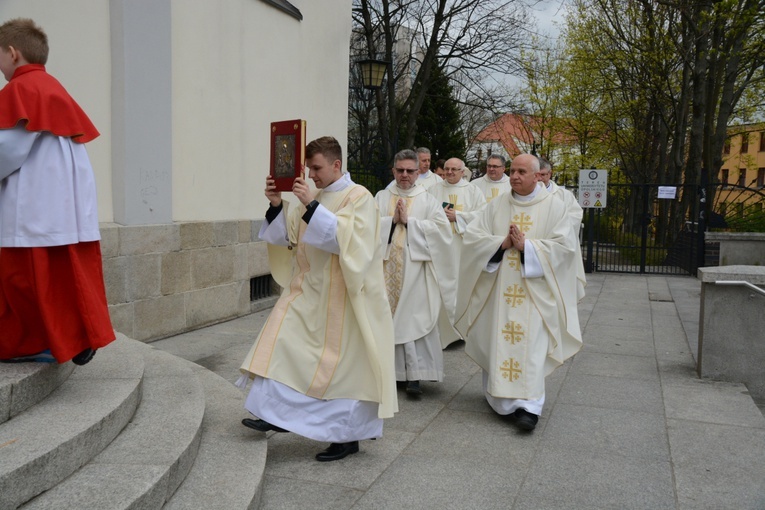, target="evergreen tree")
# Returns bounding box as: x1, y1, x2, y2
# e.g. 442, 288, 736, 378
413, 63, 466, 161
